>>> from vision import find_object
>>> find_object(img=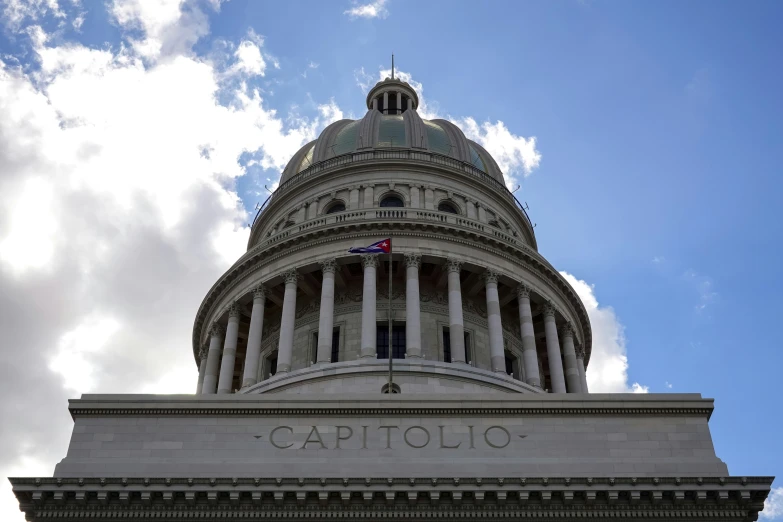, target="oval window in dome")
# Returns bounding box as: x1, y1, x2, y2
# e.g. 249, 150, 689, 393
438, 201, 458, 214
469, 144, 486, 172
377, 115, 406, 148
424, 121, 452, 156
332, 121, 359, 157
326, 202, 346, 214
380, 195, 404, 208
297, 144, 315, 173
